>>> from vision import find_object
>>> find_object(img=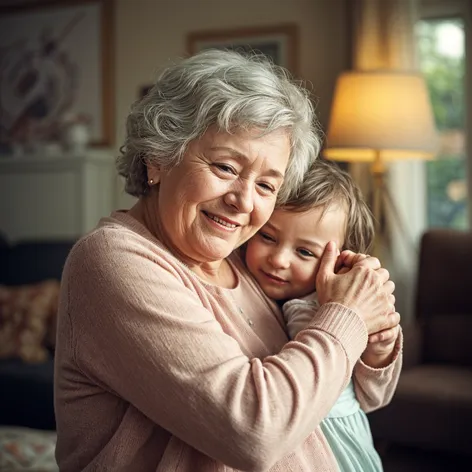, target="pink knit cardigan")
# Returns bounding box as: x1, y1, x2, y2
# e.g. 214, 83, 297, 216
54, 211, 402, 471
